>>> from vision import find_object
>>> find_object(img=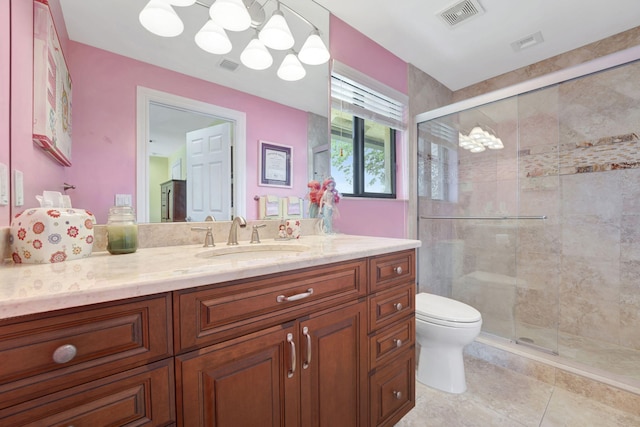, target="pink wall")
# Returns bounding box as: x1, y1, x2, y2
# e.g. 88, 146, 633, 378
9, 0, 66, 224
9, 0, 309, 224
329, 15, 410, 238
0, 0, 10, 225
6, 2, 412, 235
66, 42, 308, 223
